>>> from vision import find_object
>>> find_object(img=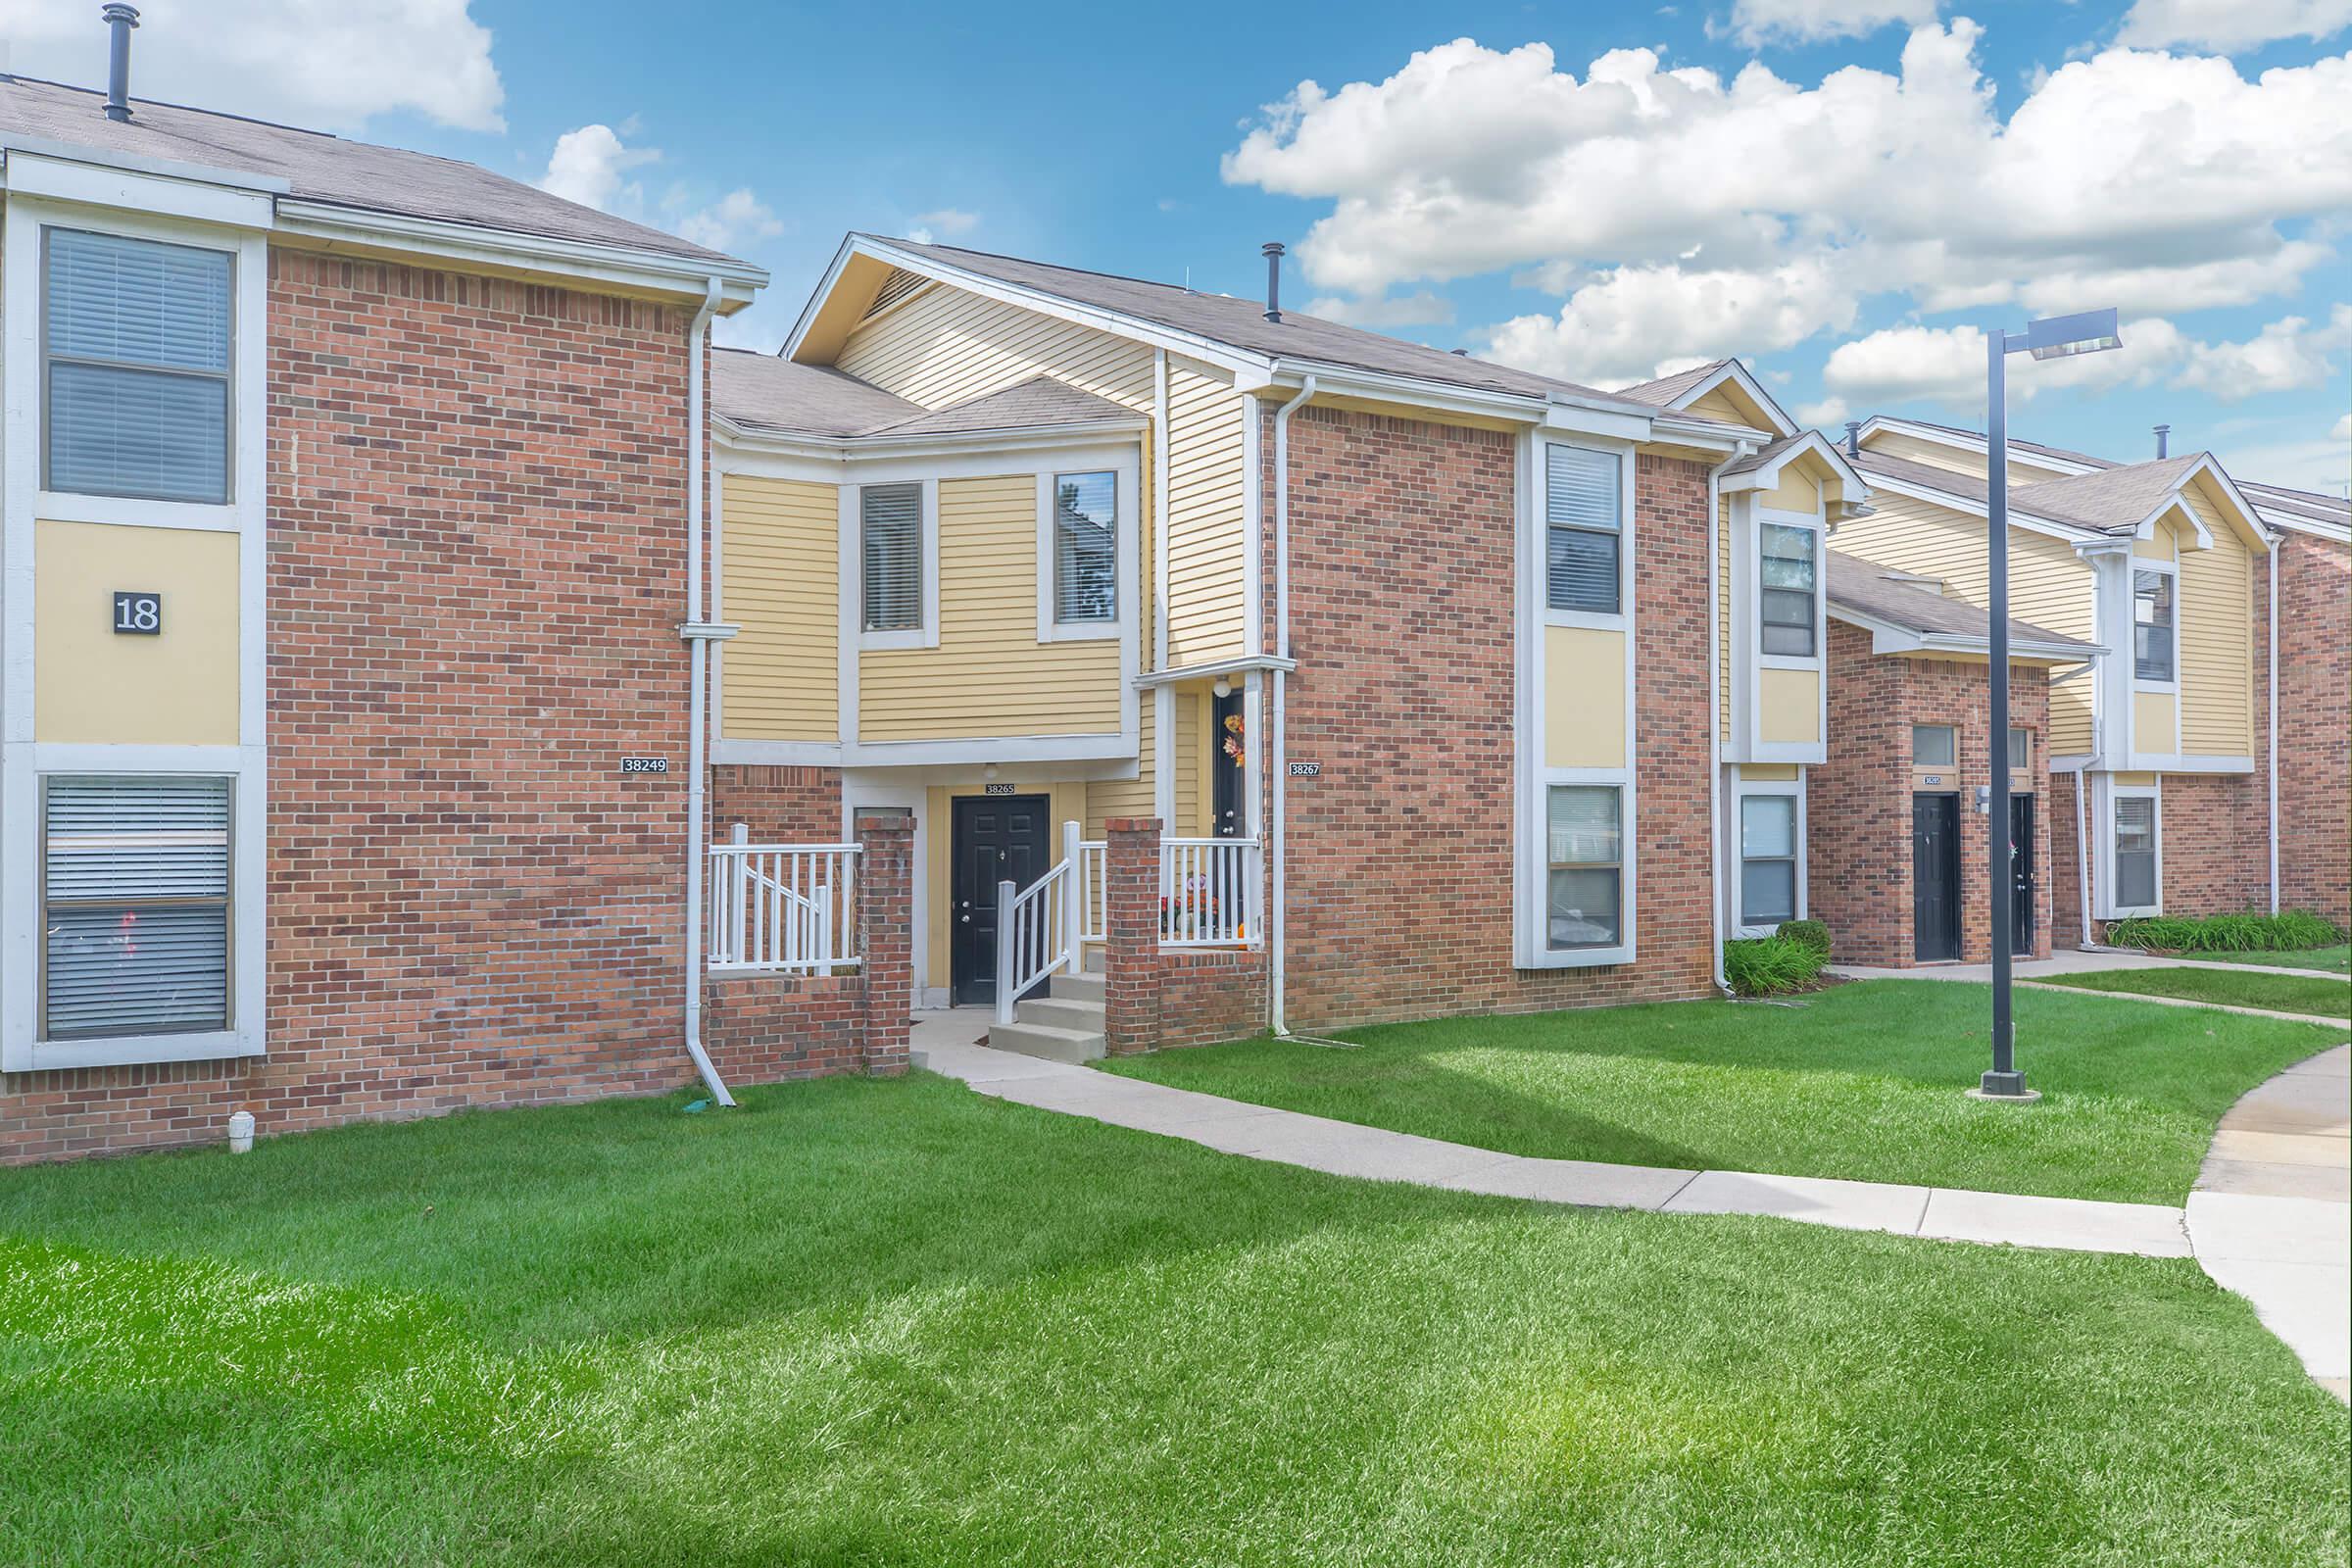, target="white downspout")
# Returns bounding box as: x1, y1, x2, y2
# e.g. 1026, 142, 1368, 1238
2267, 536, 2279, 914
1269, 374, 1316, 1036
1705, 443, 1748, 998
681, 276, 736, 1107
2075, 766, 2094, 950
